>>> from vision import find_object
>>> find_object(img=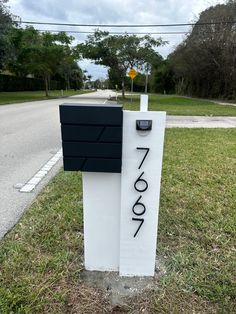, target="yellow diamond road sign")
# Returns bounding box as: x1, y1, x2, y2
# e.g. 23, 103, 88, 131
128, 68, 138, 80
